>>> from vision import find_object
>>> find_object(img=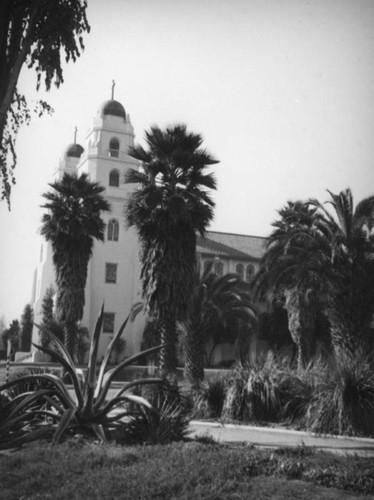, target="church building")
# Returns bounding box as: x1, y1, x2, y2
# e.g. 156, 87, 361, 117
32, 97, 267, 363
